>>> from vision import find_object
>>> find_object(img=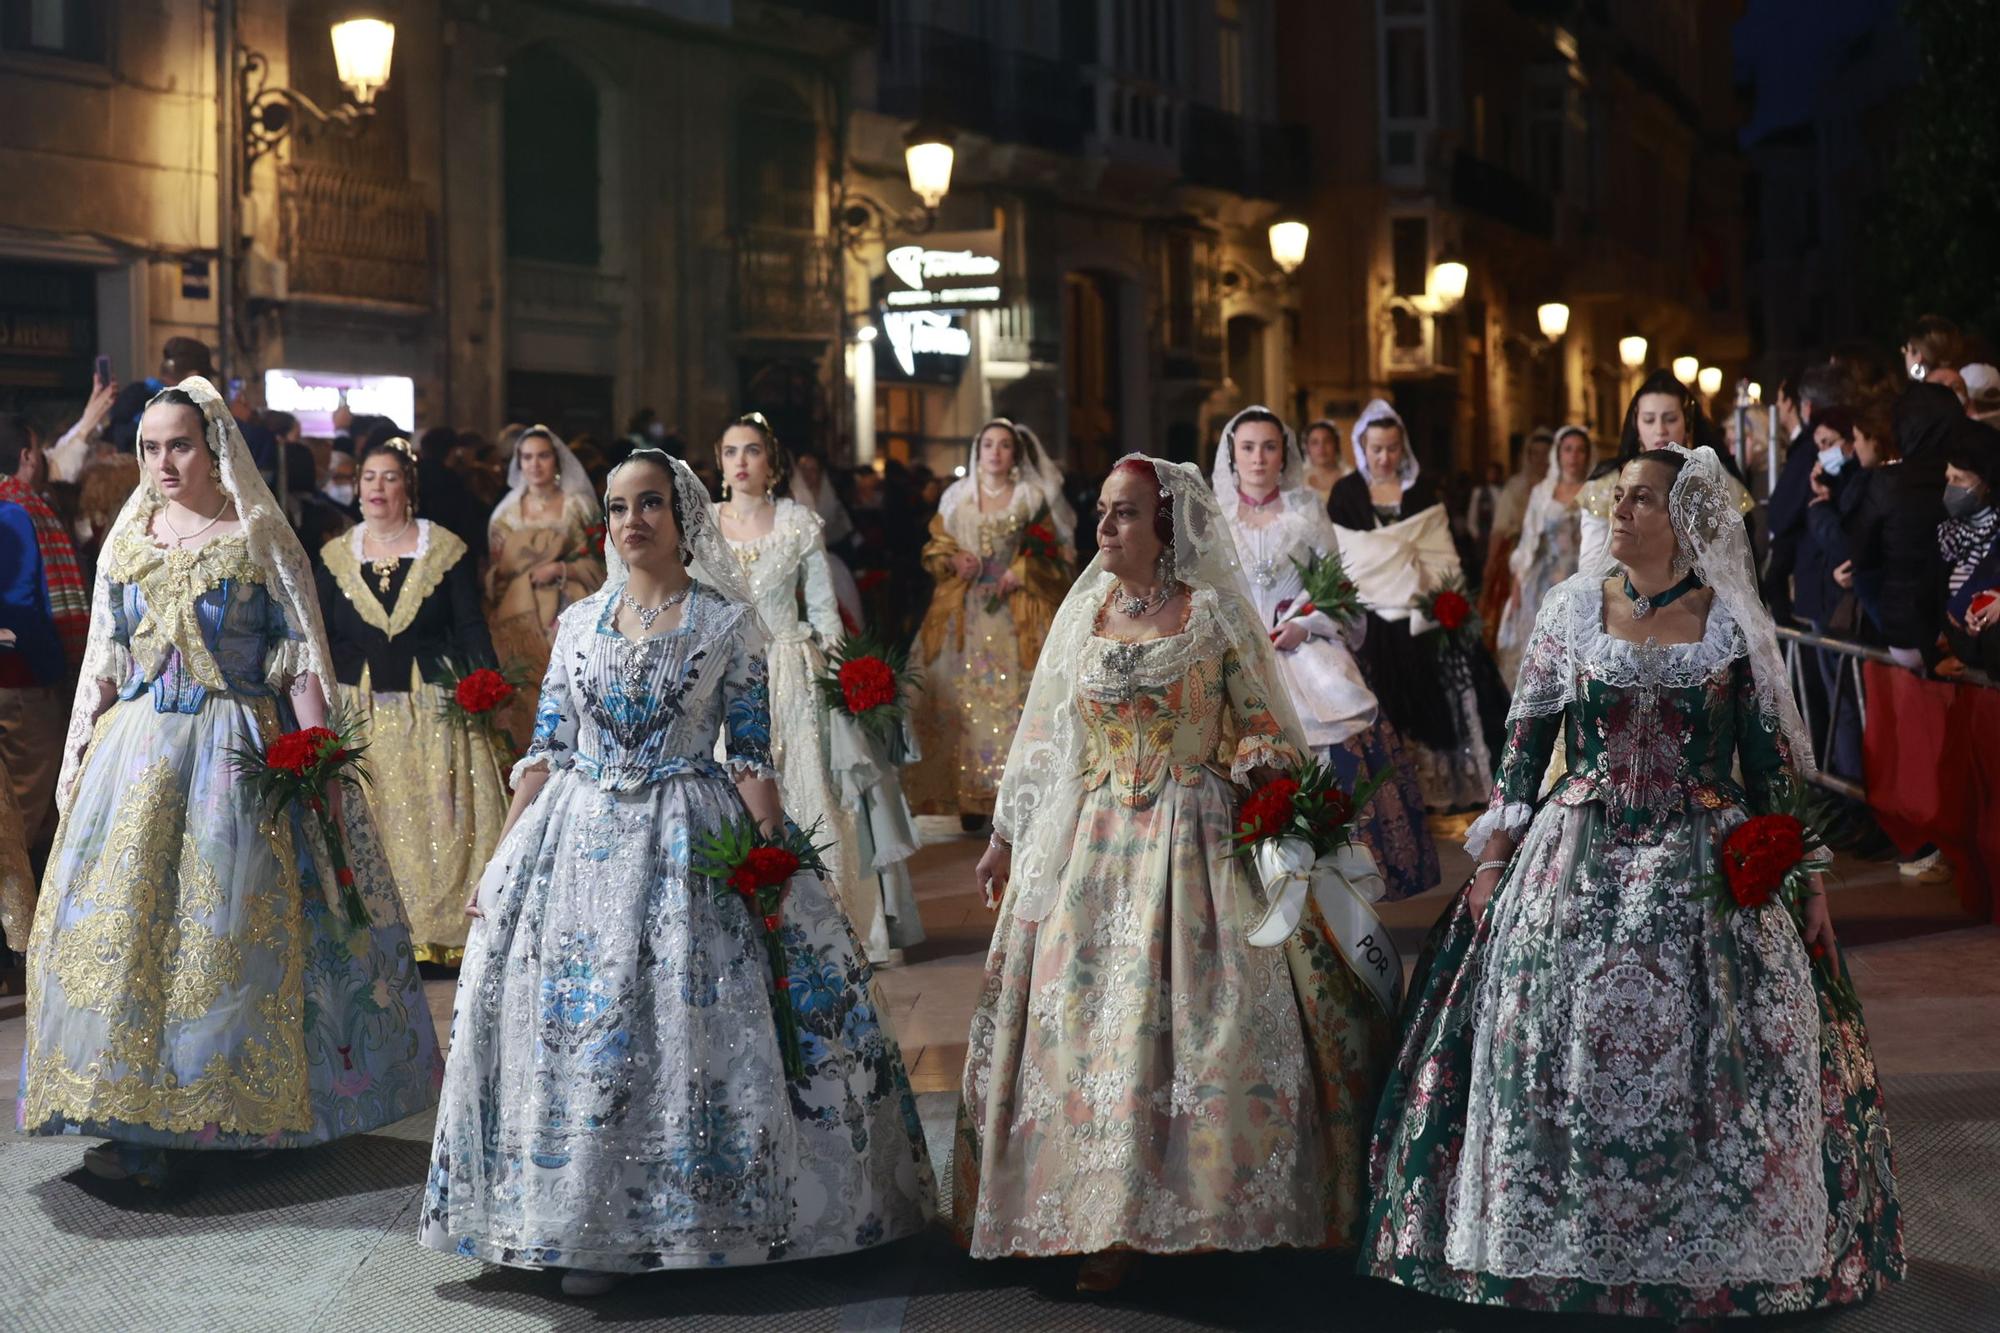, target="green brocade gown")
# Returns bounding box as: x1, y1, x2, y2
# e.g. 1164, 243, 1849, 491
1362, 574, 1903, 1319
